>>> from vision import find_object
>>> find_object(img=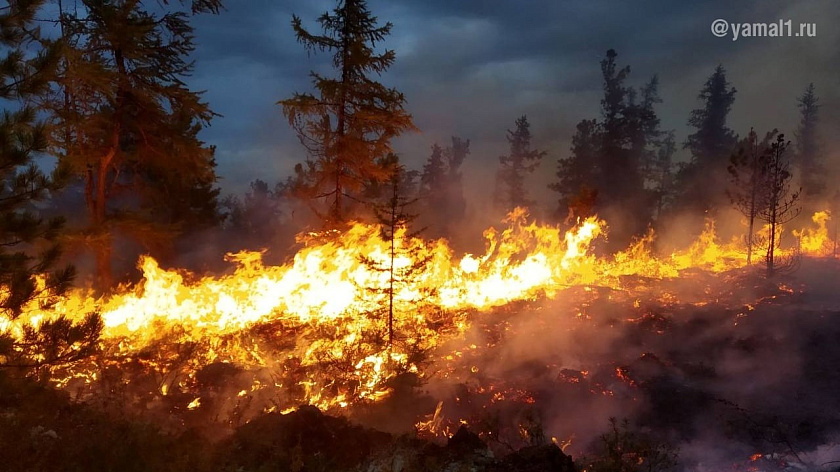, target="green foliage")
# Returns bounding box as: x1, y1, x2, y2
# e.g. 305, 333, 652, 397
579, 418, 679, 472
279, 0, 416, 225
0, 0, 75, 319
